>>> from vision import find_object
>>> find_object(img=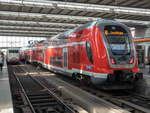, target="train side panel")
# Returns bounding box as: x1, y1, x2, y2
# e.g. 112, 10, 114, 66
26, 20, 143, 88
